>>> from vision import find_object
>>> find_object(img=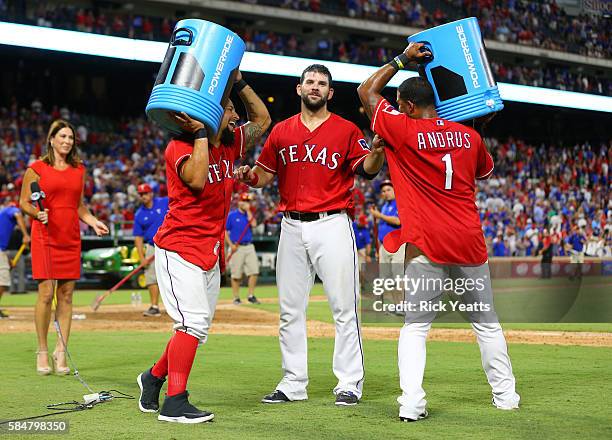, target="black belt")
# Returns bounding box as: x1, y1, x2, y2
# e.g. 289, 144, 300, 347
284, 210, 344, 222
238, 243, 252, 246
